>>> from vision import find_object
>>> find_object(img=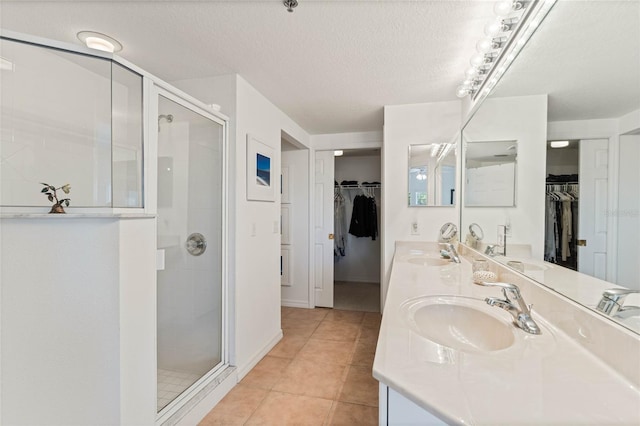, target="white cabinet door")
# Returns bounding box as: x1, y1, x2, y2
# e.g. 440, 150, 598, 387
381, 384, 446, 425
